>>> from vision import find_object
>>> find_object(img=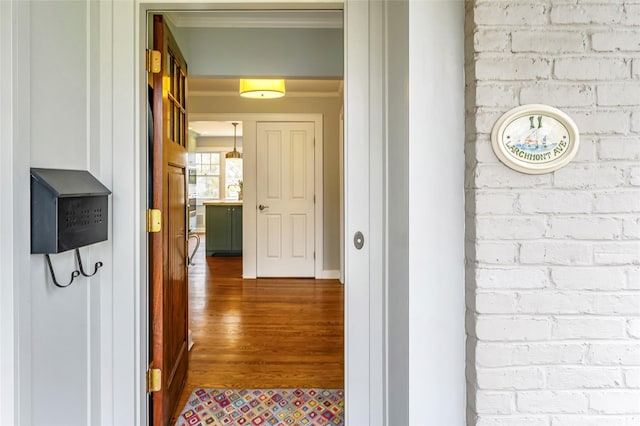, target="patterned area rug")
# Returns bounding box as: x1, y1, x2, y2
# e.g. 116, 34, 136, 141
175, 388, 344, 426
